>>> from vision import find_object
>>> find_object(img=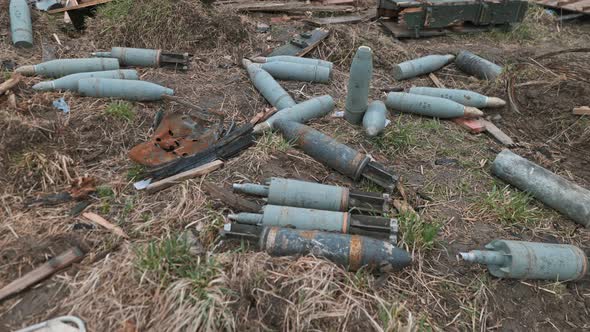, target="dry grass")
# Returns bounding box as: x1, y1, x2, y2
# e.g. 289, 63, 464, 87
87, 0, 251, 52
1, 5, 590, 332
